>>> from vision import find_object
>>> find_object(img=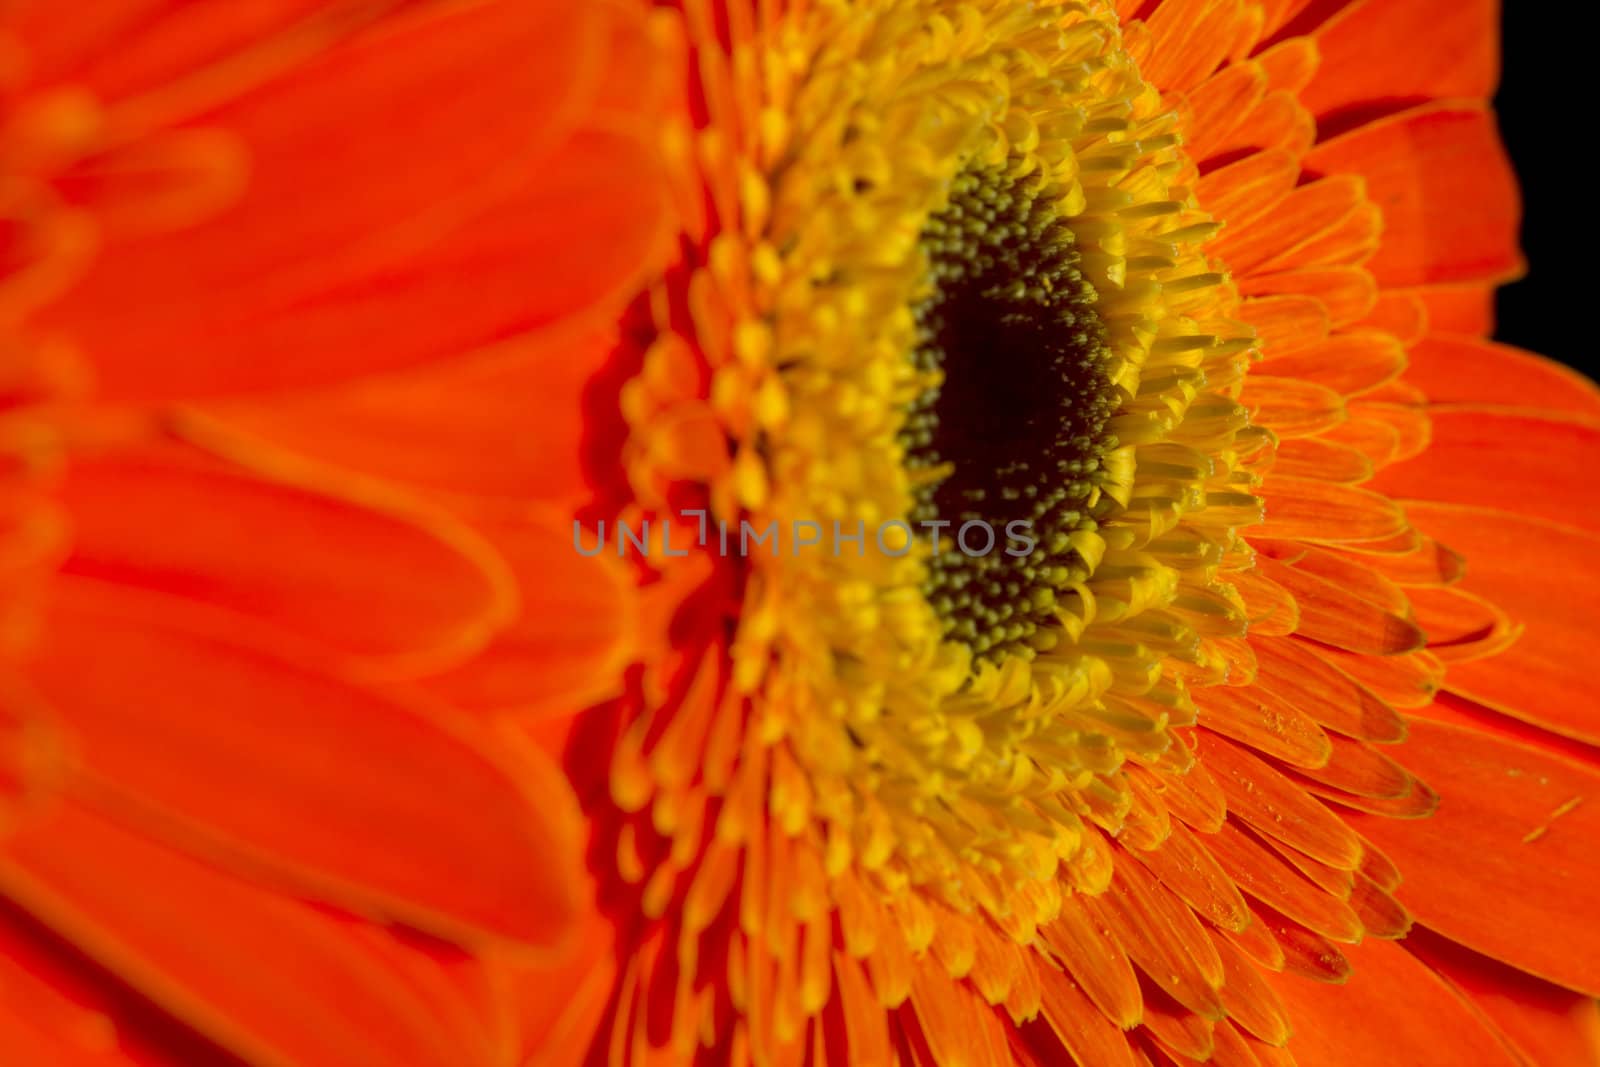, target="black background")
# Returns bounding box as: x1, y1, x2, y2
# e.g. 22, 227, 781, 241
1494, 6, 1588, 375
